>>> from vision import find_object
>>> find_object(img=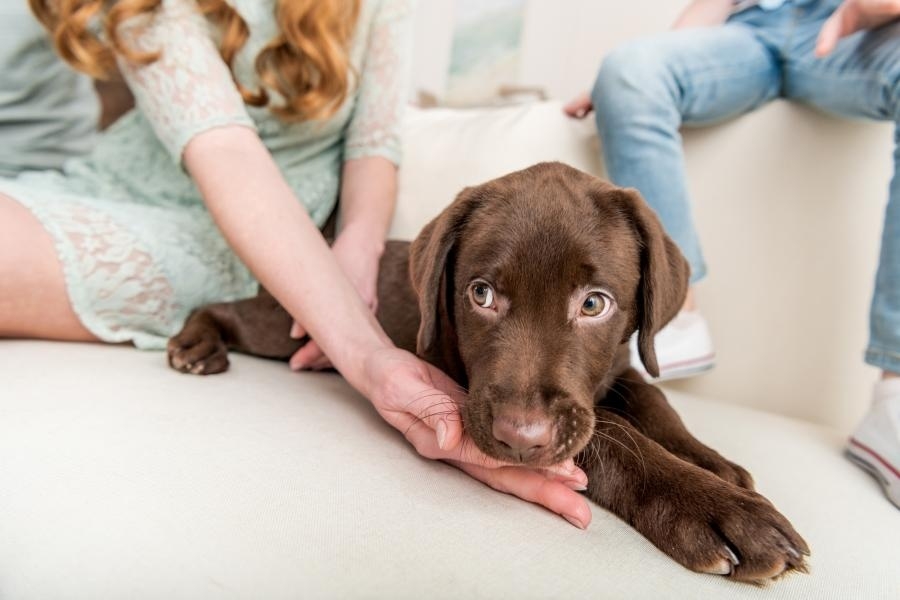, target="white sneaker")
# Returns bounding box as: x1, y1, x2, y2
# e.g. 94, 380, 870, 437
846, 379, 900, 510
629, 310, 716, 382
